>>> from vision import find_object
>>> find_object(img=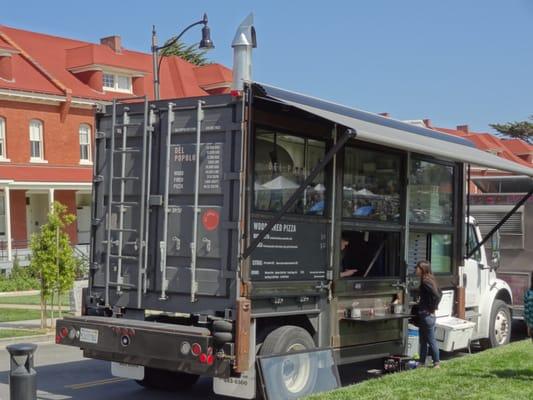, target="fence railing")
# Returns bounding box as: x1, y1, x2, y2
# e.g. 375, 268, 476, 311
0, 241, 90, 263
